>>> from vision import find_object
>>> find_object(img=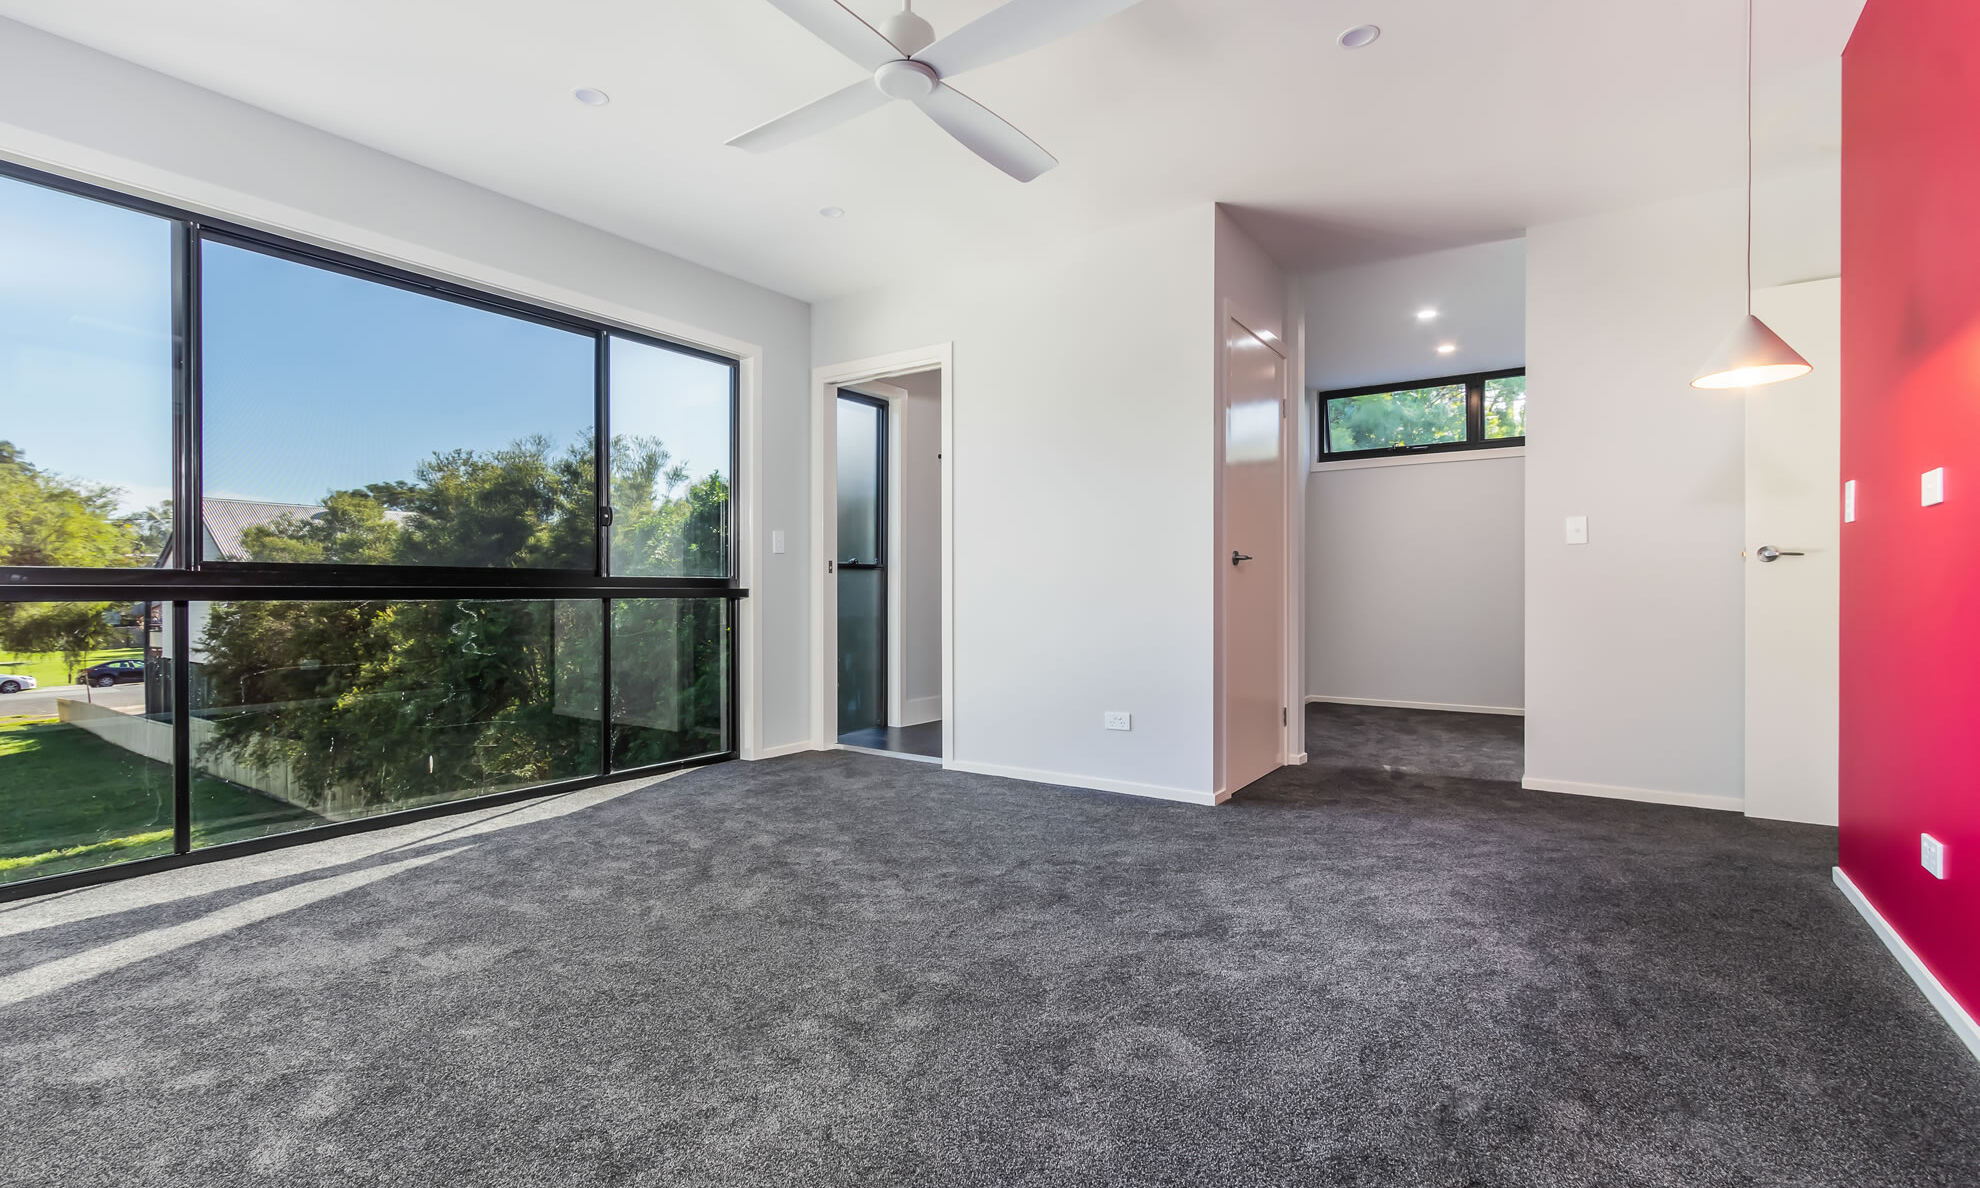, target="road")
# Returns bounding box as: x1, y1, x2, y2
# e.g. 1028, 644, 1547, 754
0, 682, 149, 721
